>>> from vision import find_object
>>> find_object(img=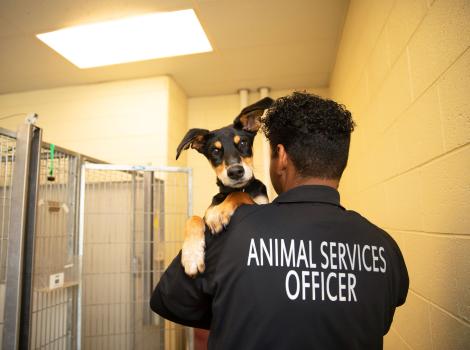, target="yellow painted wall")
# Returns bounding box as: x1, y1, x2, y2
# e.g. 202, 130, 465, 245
330, 0, 470, 348
0, 76, 180, 166
167, 78, 188, 167
186, 88, 329, 217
